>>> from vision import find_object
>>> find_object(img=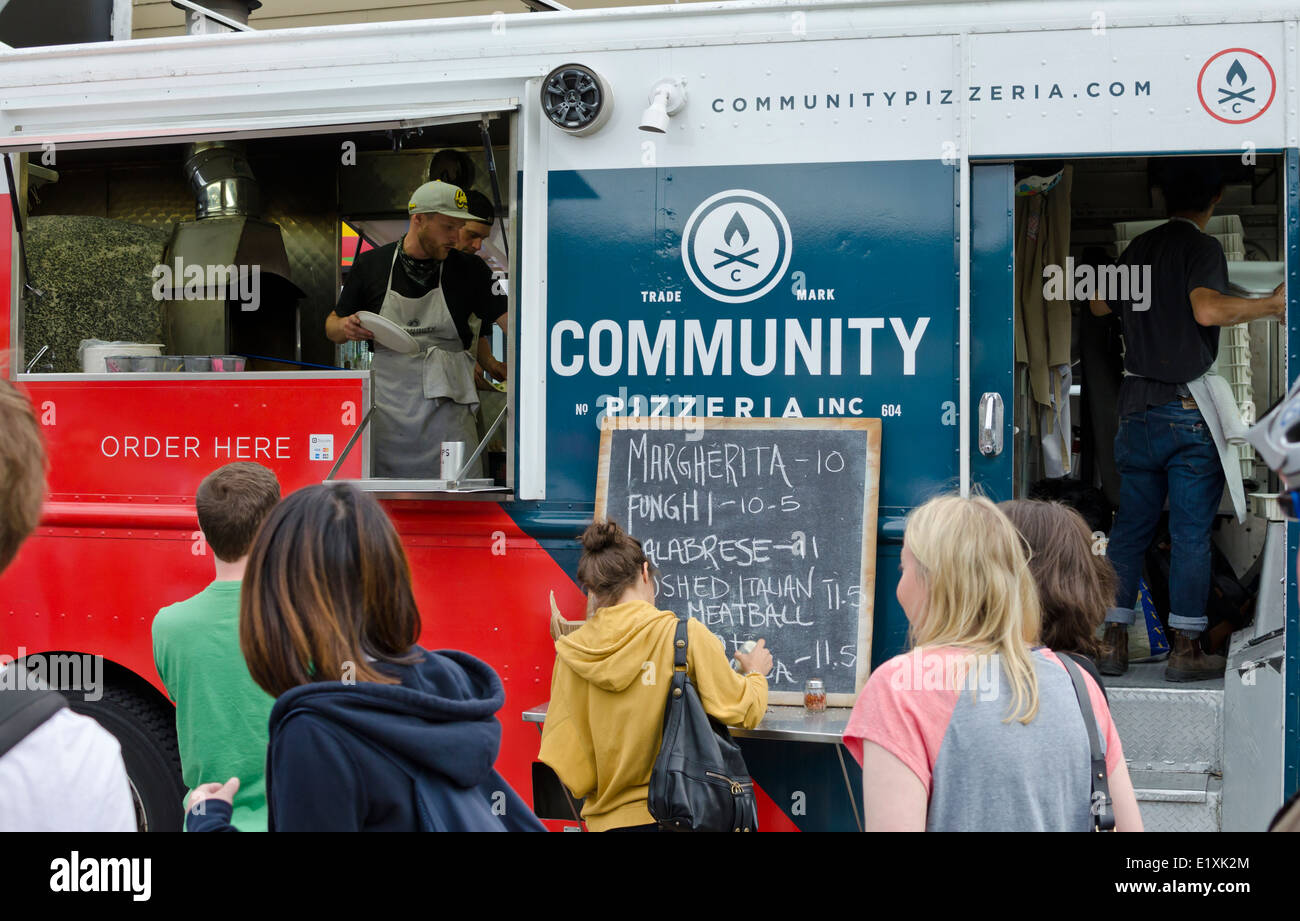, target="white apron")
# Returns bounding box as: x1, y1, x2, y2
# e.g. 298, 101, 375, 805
371, 246, 481, 479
